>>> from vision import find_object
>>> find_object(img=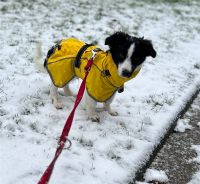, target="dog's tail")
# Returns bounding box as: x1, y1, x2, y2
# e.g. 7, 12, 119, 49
34, 42, 47, 73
